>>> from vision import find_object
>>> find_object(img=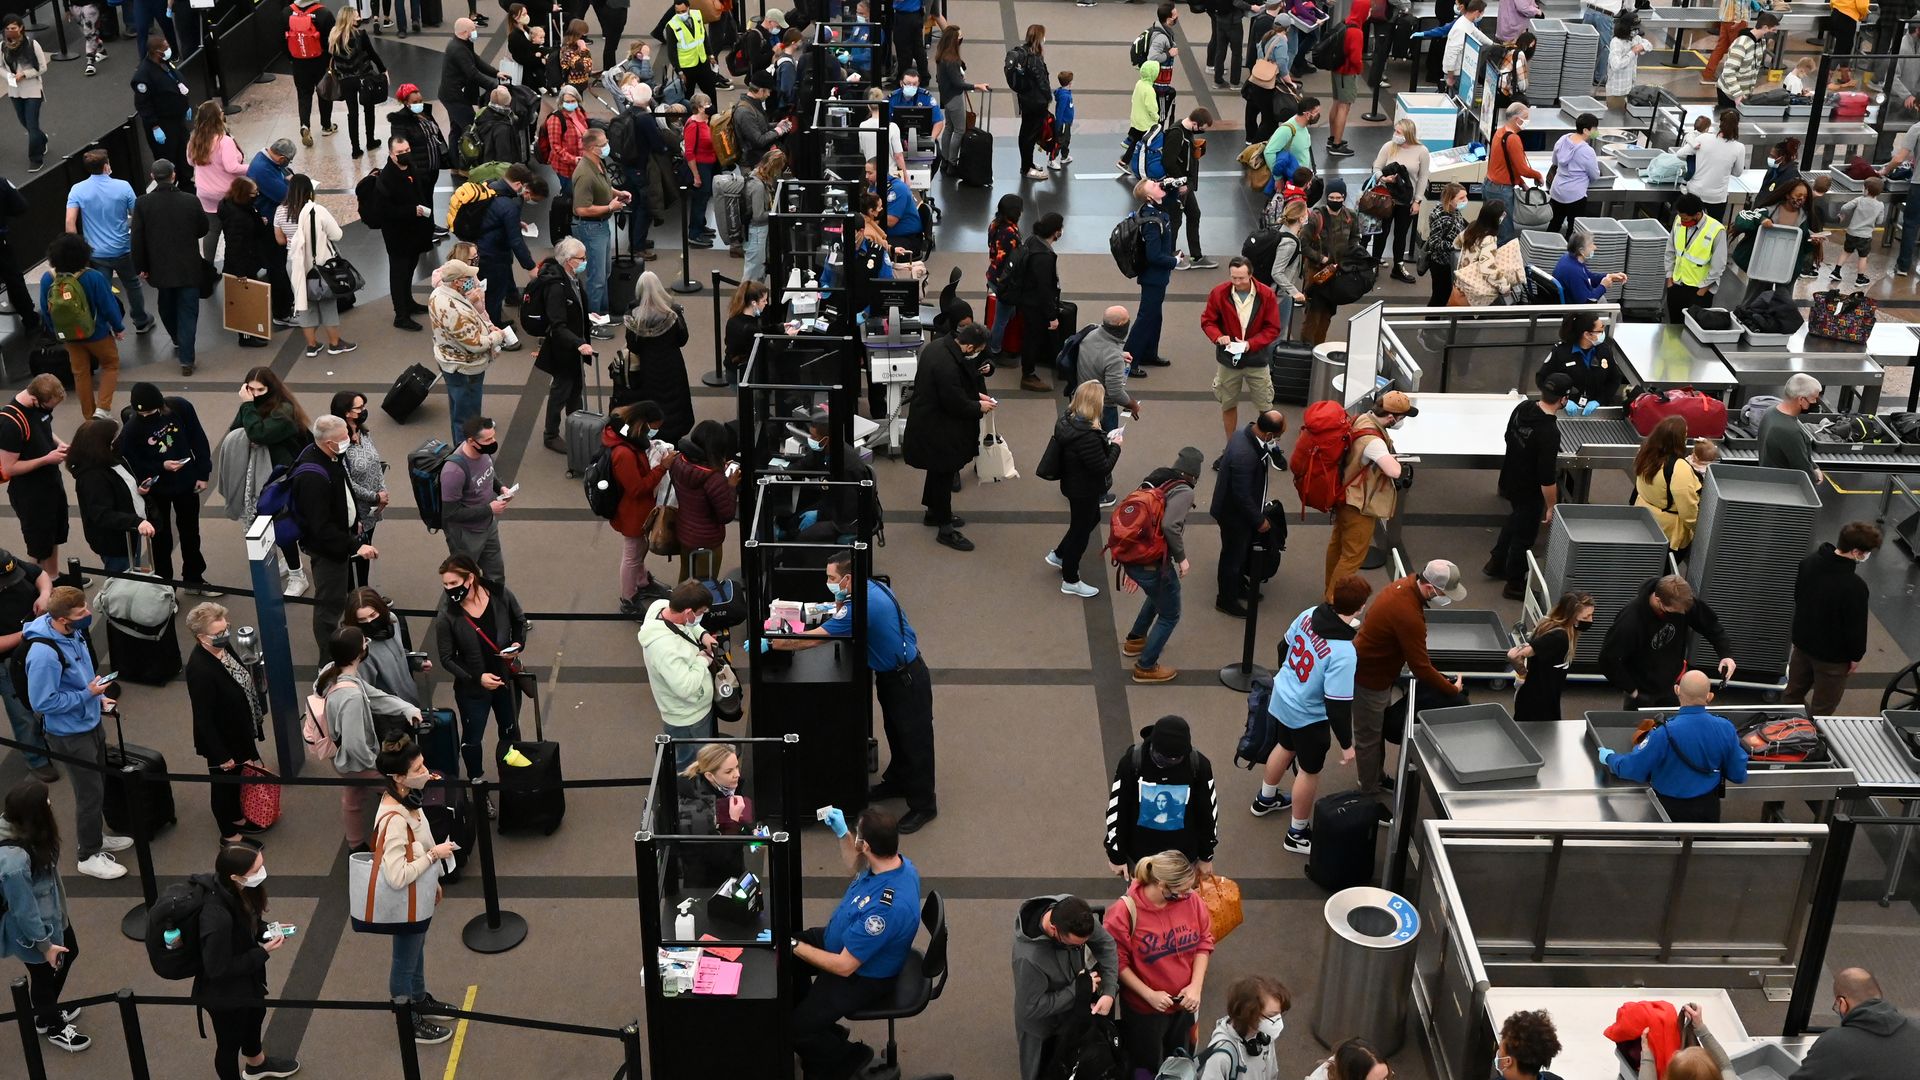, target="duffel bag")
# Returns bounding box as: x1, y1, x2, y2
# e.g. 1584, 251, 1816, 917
1627, 385, 1728, 439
